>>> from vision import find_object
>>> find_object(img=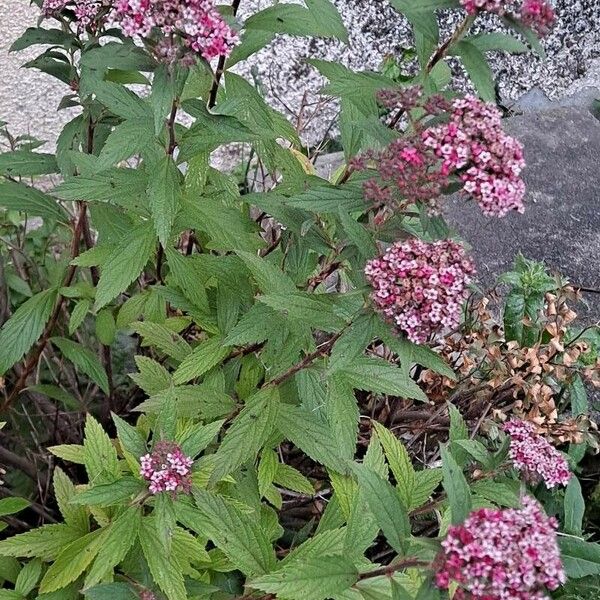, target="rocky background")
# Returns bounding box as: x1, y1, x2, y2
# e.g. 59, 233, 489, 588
1, 0, 599, 148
